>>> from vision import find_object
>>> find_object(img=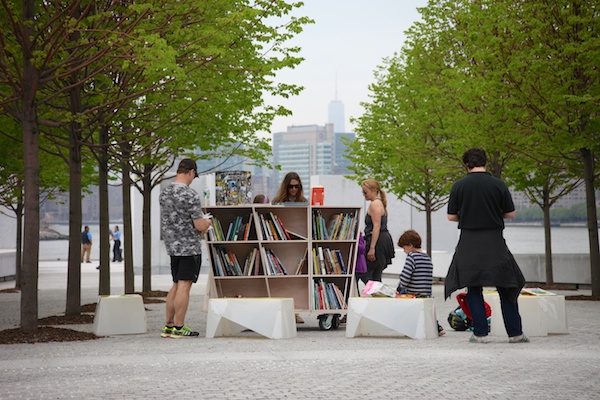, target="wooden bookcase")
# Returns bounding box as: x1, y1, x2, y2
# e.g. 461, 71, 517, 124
204, 205, 361, 330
